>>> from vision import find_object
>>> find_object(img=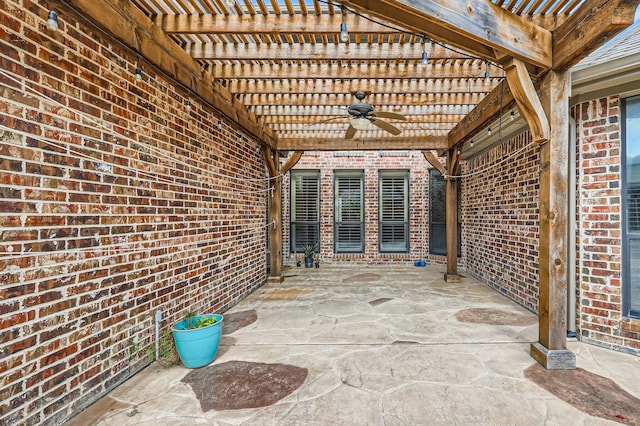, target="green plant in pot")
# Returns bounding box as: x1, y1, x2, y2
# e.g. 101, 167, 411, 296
303, 243, 317, 268
171, 309, 224, 368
